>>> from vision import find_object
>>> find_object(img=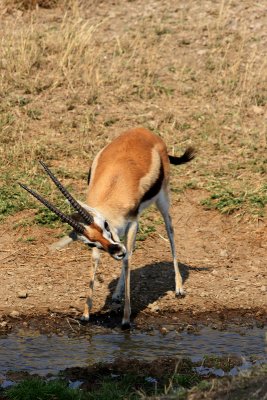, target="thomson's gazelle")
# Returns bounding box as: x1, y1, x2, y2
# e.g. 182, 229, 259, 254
20, 127, 195, 329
